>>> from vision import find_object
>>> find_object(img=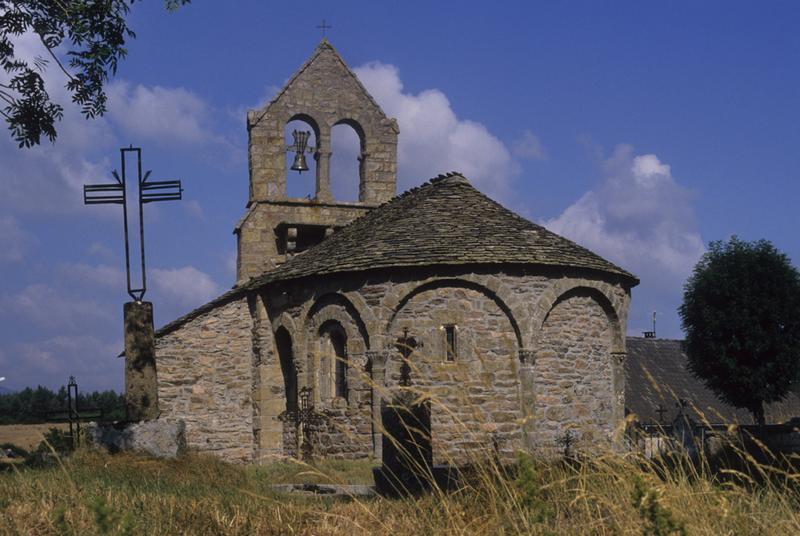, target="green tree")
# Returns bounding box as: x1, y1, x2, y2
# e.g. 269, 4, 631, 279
679, 237, 800, 425
0, 0, 189, 147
